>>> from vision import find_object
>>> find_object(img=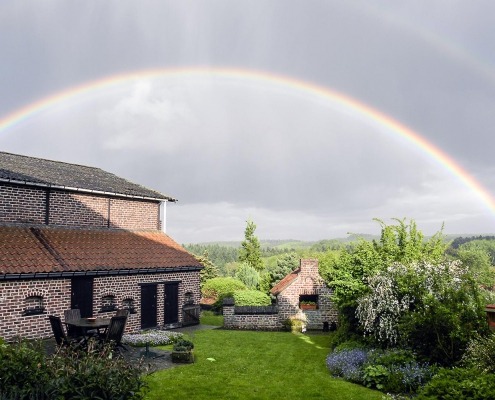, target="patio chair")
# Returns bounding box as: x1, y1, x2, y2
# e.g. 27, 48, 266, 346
48, 315, 72, 347
64, 309, 83, 338
100, 315, 129, 352
115, 309, 130, 317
